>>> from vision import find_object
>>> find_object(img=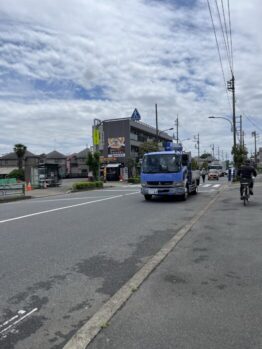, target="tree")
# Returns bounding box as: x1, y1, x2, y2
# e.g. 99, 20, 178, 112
138, 141, 159, 157
191, 158, 199, 170
200, 153, 212, 159
231, 144, 248, 169
7, 169, 25, 181
86, 151, 100, 181
14, 144, 27, 170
